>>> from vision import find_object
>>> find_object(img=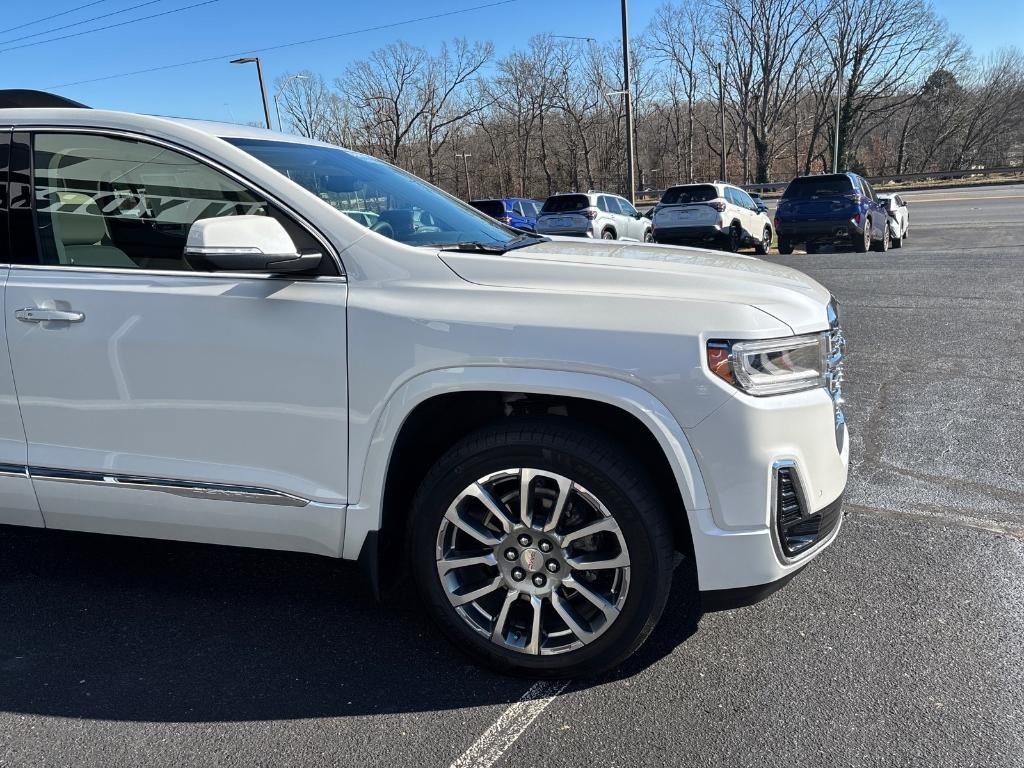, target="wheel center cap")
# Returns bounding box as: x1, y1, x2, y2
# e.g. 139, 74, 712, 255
519, 547, 543, 573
